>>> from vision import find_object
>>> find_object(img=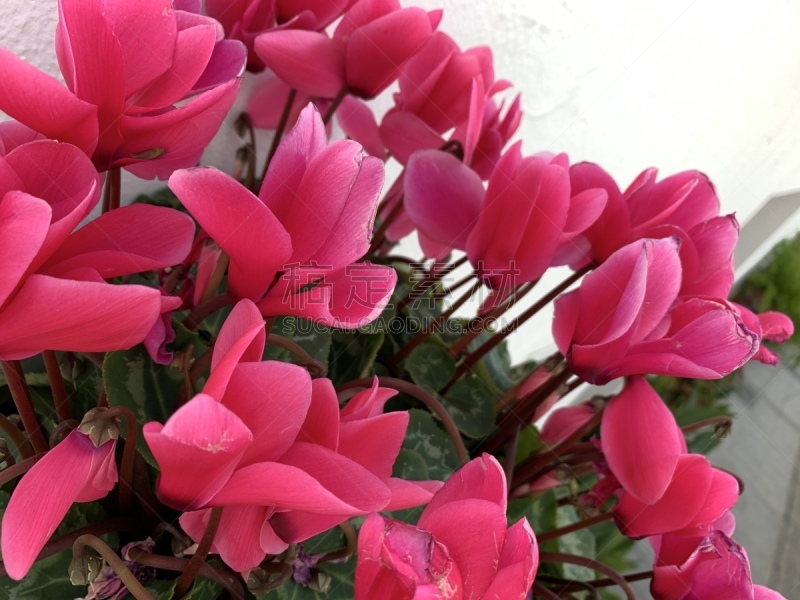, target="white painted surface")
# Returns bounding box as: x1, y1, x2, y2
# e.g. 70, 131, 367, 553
2, 0, 800, 361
